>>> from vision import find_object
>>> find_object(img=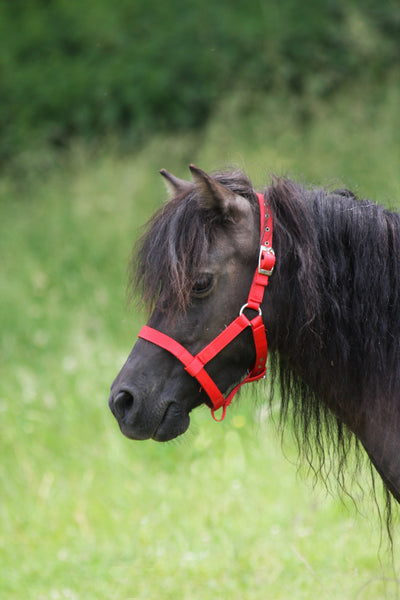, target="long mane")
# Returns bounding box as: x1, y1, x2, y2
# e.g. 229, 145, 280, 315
267, 179, 400, 527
